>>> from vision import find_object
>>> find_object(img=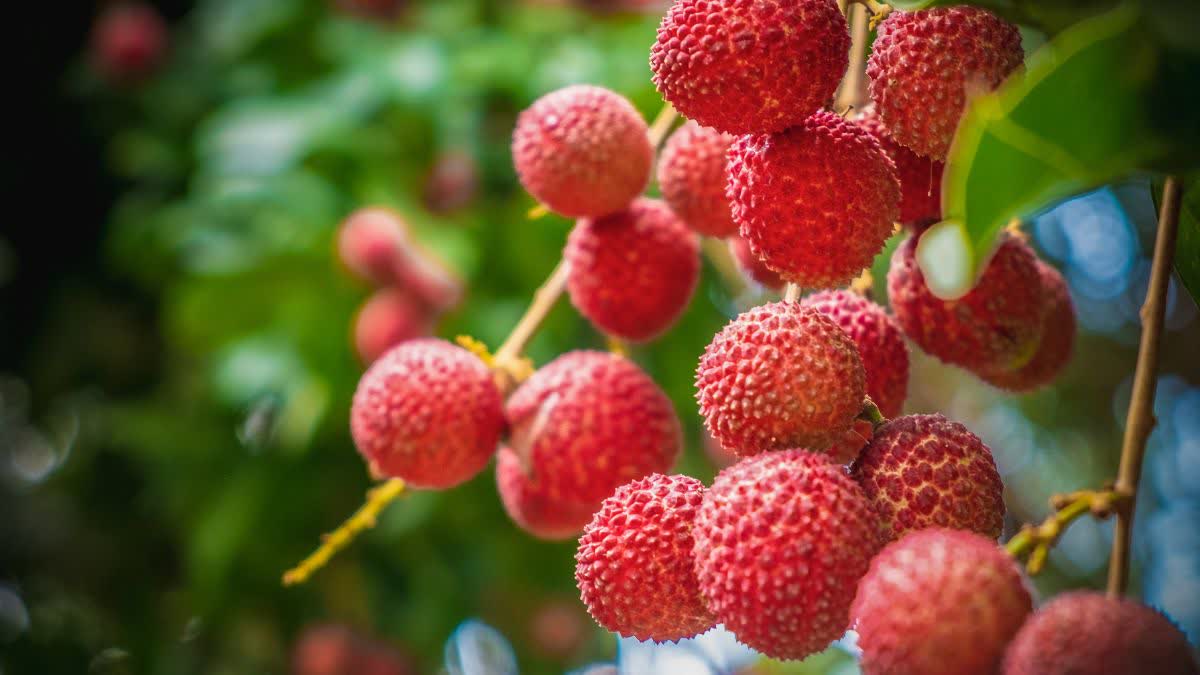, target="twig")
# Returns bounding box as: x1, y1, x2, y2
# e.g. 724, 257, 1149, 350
784, 283, 802, 302
647, 102, 679, 150
835, 2, 871, 113
1007, 488, 1128, 575
492, 260, 570, 386
857, 398, 887, 430
700, 237, 748, 297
